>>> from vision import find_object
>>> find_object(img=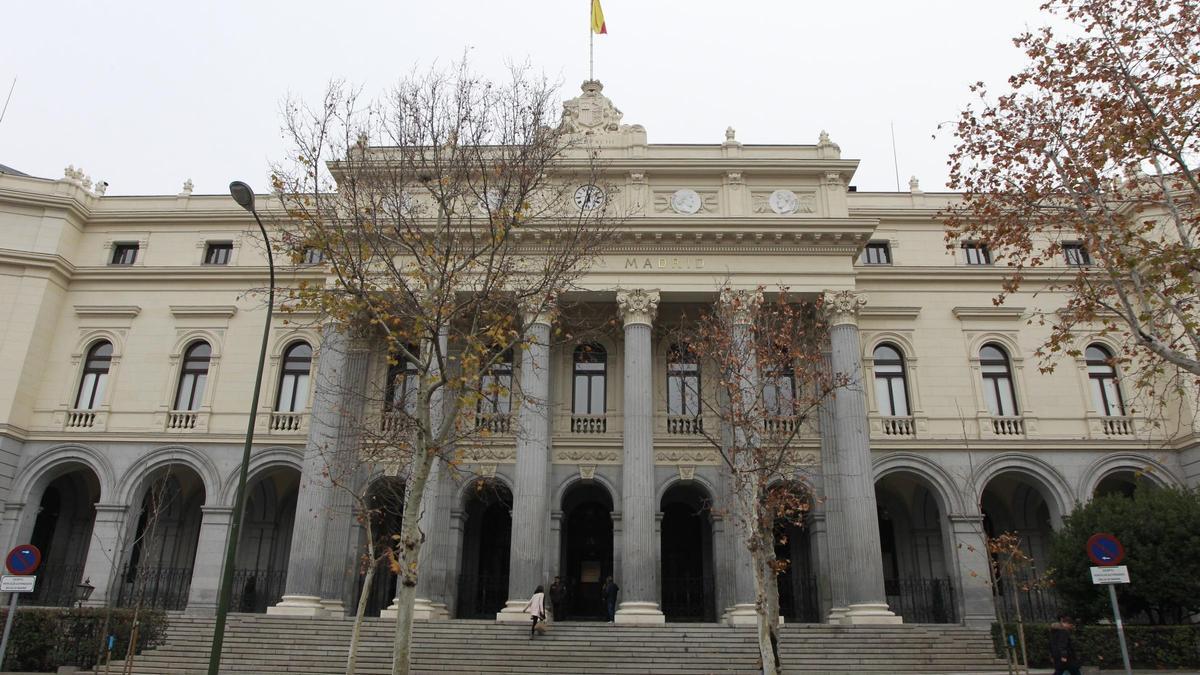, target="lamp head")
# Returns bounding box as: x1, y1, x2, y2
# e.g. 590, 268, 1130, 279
229, 181, 256, 213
